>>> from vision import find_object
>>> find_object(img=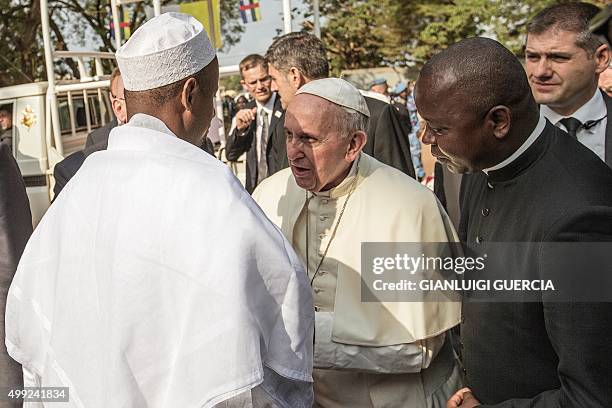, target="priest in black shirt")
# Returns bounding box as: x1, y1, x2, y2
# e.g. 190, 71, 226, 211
416, 37, 612, 408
